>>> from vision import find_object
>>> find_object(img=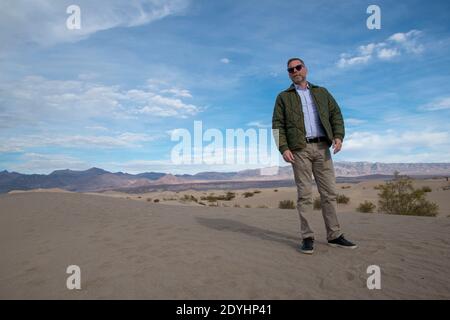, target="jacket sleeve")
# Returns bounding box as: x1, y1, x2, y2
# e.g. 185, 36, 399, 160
272, 94, 289, 154
325, 89, 345, 141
